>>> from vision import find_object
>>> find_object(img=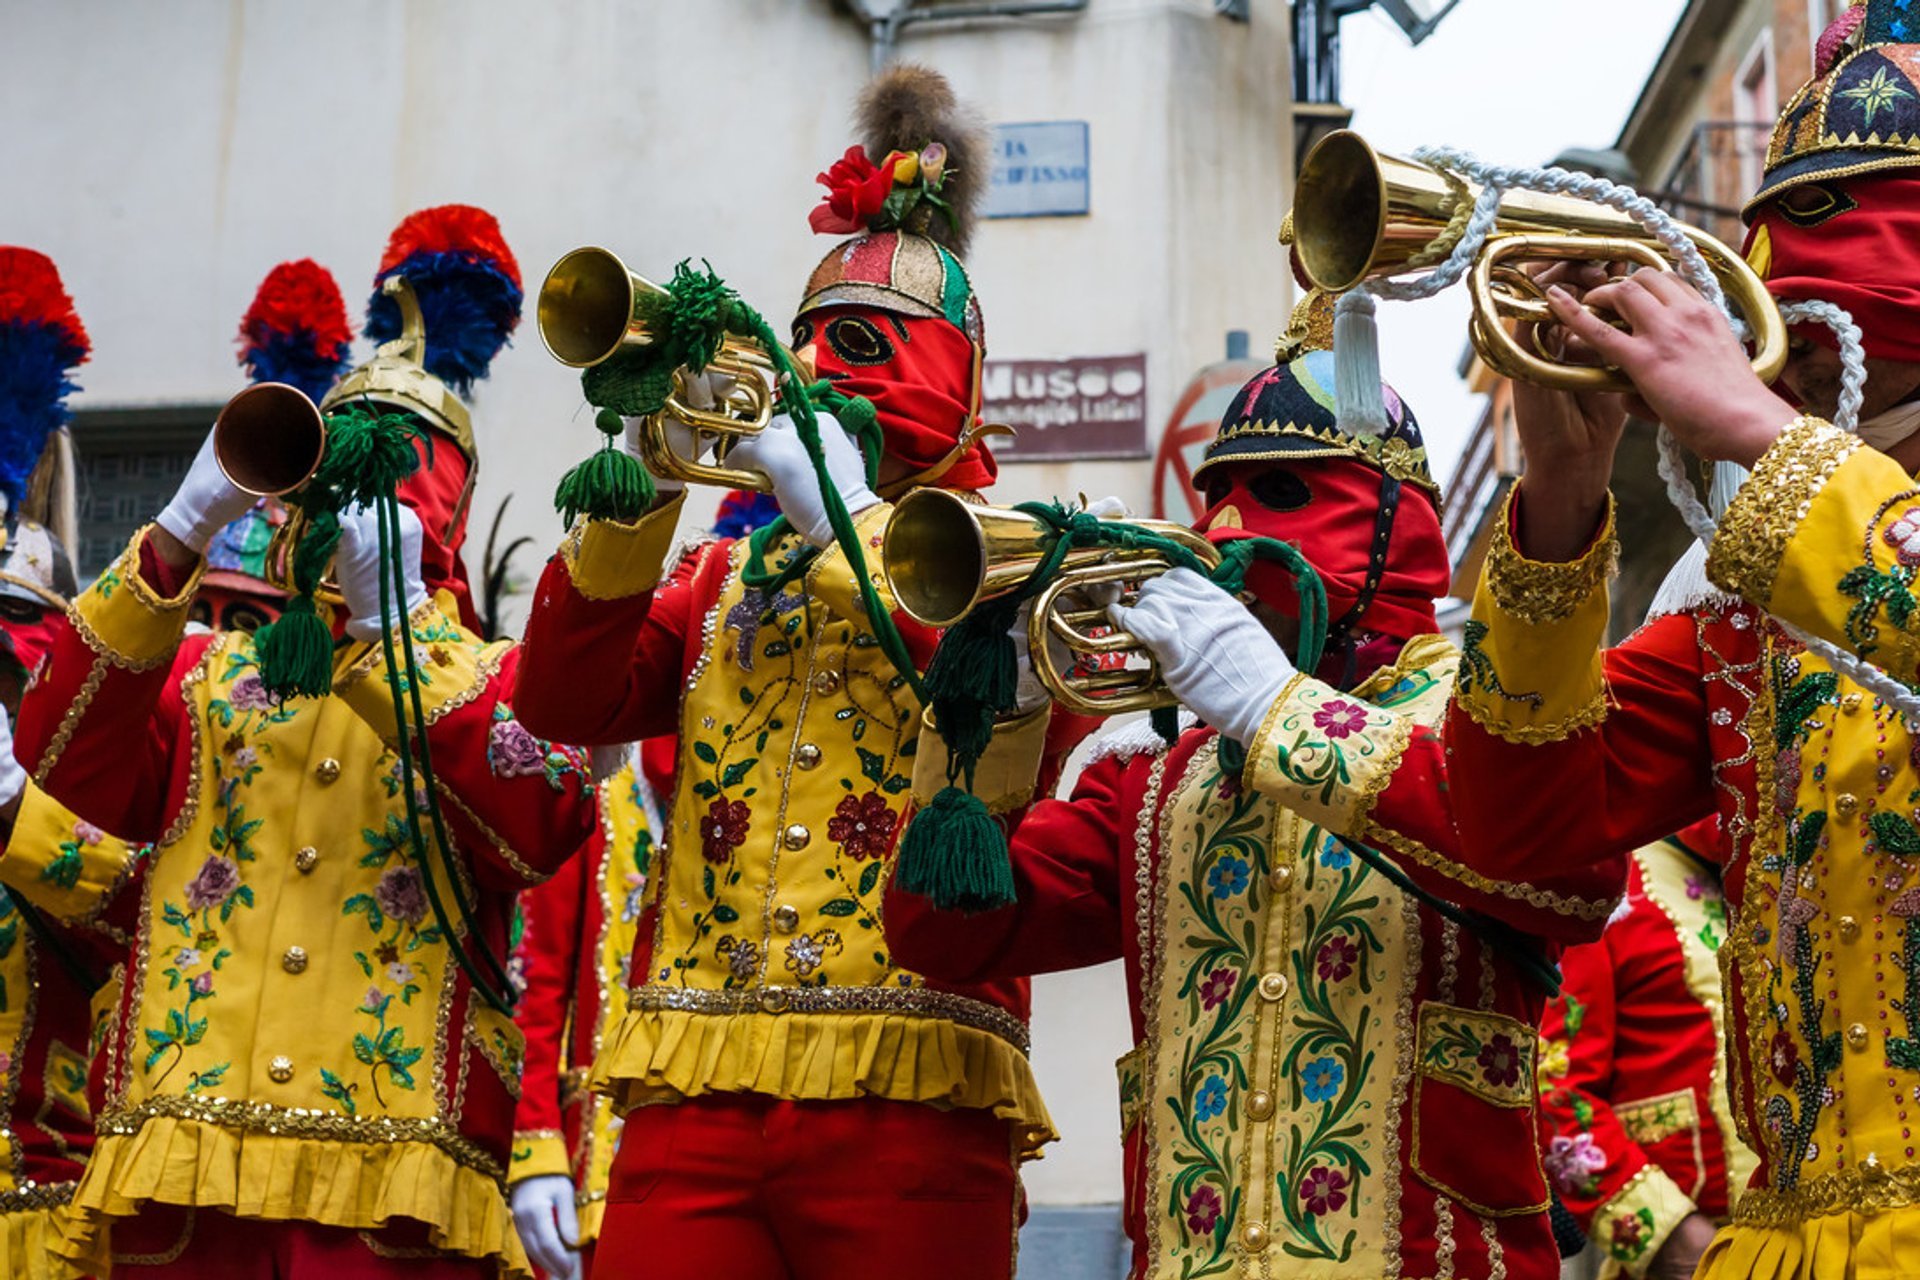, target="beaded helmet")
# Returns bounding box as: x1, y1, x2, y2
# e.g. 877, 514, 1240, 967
1746, 0, 1920, 214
